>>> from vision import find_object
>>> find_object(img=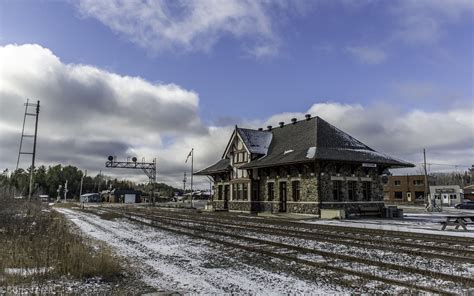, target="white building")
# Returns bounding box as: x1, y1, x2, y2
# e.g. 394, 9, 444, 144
429, 185, 463, 206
